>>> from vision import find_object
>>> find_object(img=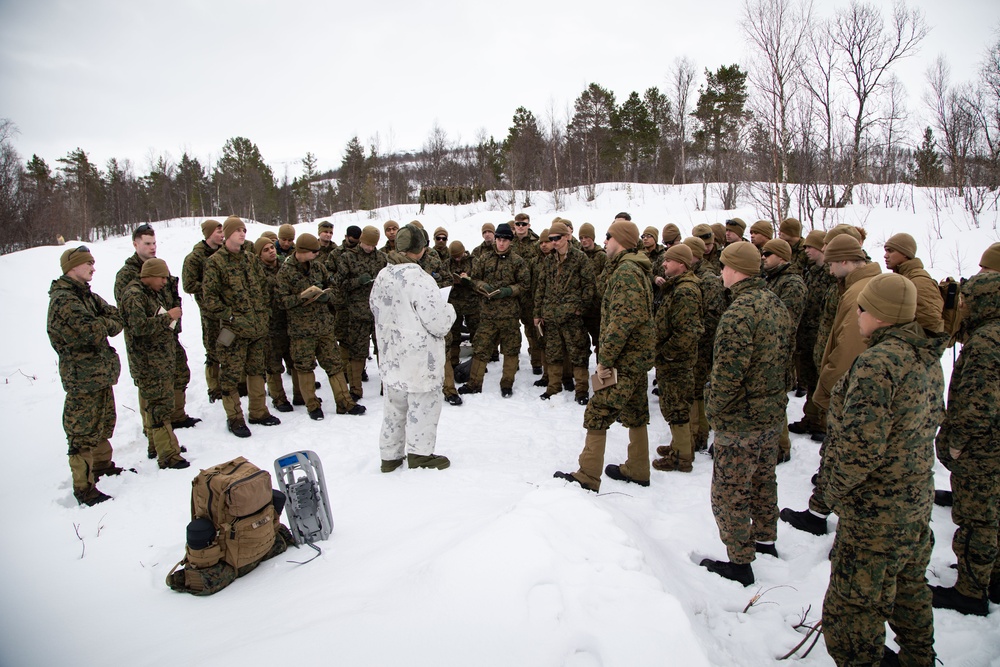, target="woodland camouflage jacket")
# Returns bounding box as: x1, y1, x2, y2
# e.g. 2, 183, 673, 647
47, 276, 123, 393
